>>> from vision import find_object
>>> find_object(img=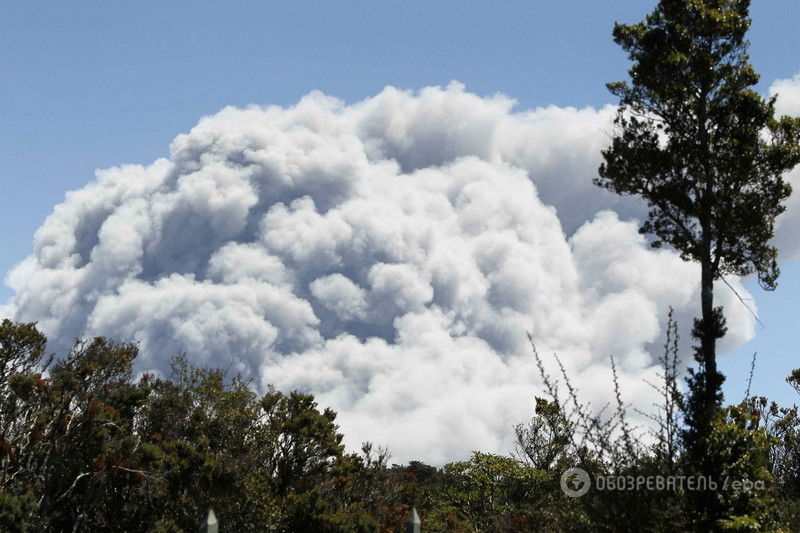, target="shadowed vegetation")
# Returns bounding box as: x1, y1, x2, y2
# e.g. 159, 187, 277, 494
2, 318, 800, 531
